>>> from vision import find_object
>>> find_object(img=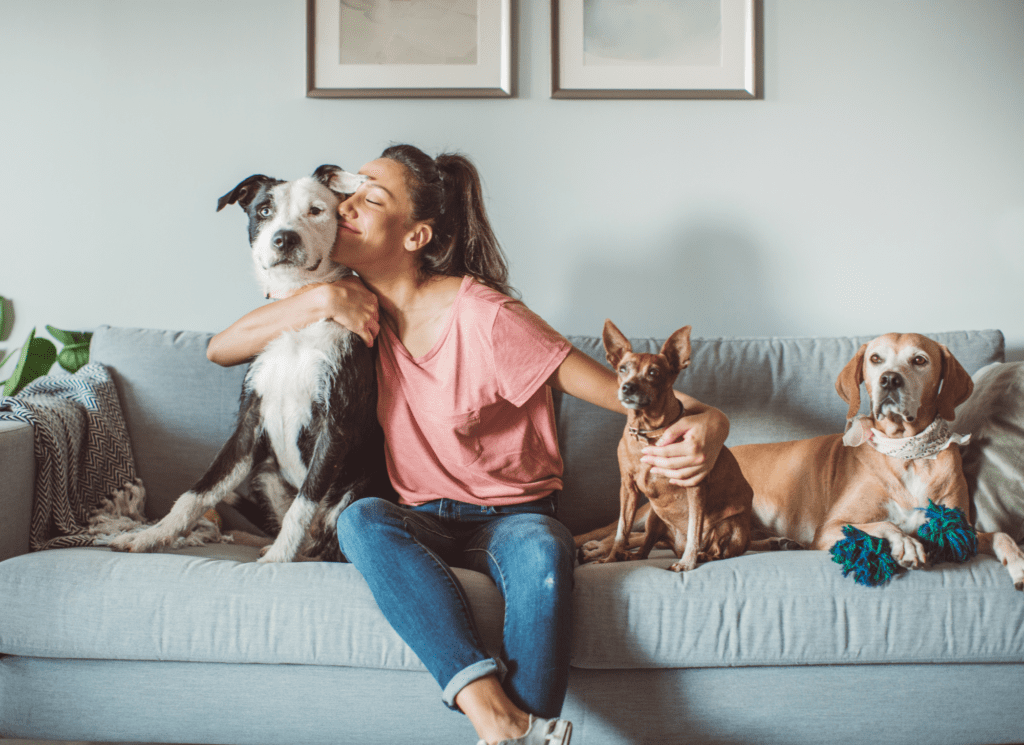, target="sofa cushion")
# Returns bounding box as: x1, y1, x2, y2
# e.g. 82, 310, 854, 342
556, 330, 1005, 536
570, 549, 1024, 670
955, 361, 1024, 541
0, 546, 504, 669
